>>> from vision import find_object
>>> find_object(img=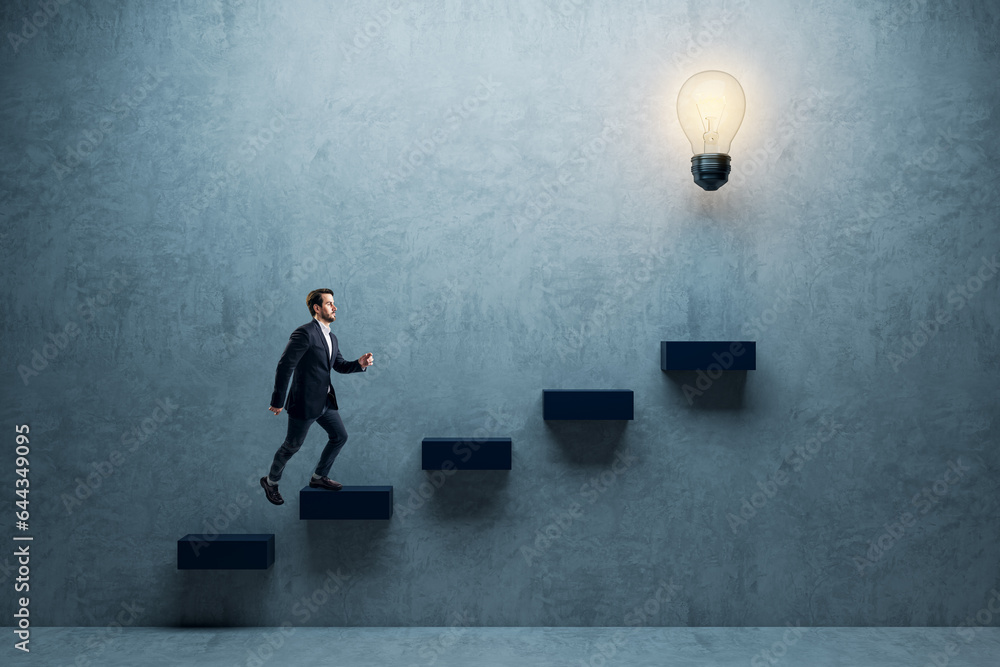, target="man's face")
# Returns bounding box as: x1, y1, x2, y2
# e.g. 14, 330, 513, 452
315, 294, 336, 323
